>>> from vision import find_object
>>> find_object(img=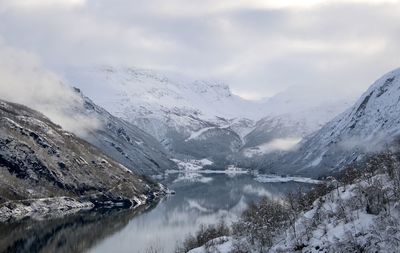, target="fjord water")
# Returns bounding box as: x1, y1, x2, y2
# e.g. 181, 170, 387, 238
0, 173, 312, 253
